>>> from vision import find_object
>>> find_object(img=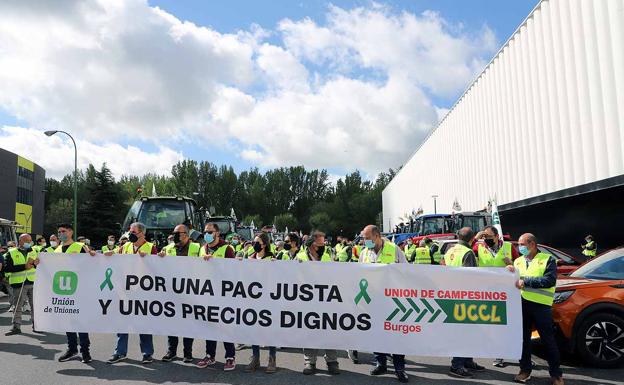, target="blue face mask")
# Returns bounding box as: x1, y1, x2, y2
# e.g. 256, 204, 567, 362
58, 233, 69, 242
23, 242, 32, 250
204, 233, 214, 244
518, 245, 530, 256
364, 239, 375, 249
